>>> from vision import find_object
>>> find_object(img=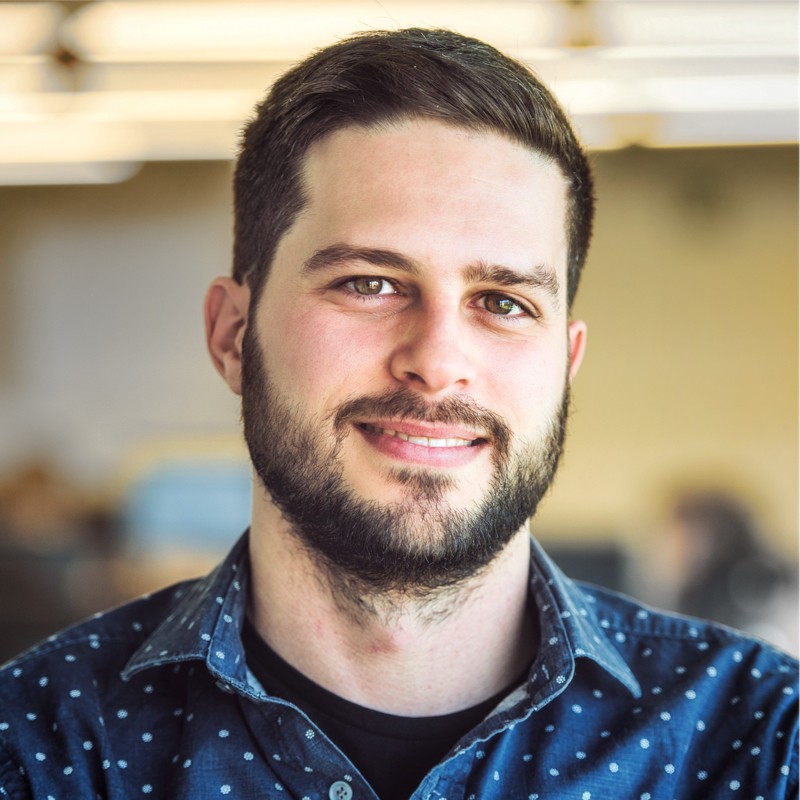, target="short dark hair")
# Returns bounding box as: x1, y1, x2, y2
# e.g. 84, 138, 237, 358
234, 28, 593, 309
